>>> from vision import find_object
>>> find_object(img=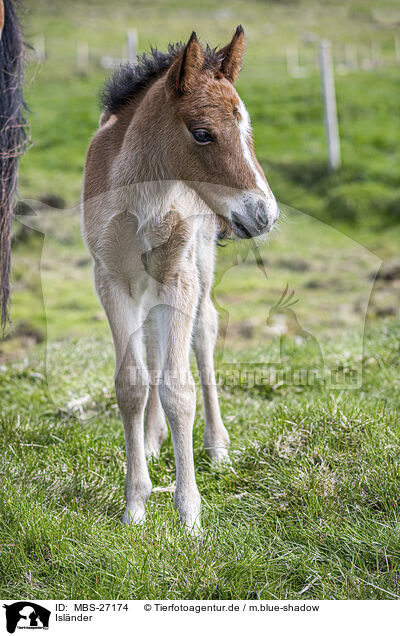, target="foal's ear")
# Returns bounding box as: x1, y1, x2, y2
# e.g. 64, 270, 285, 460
166, 32, 204, 96
217, 25, 246, 84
